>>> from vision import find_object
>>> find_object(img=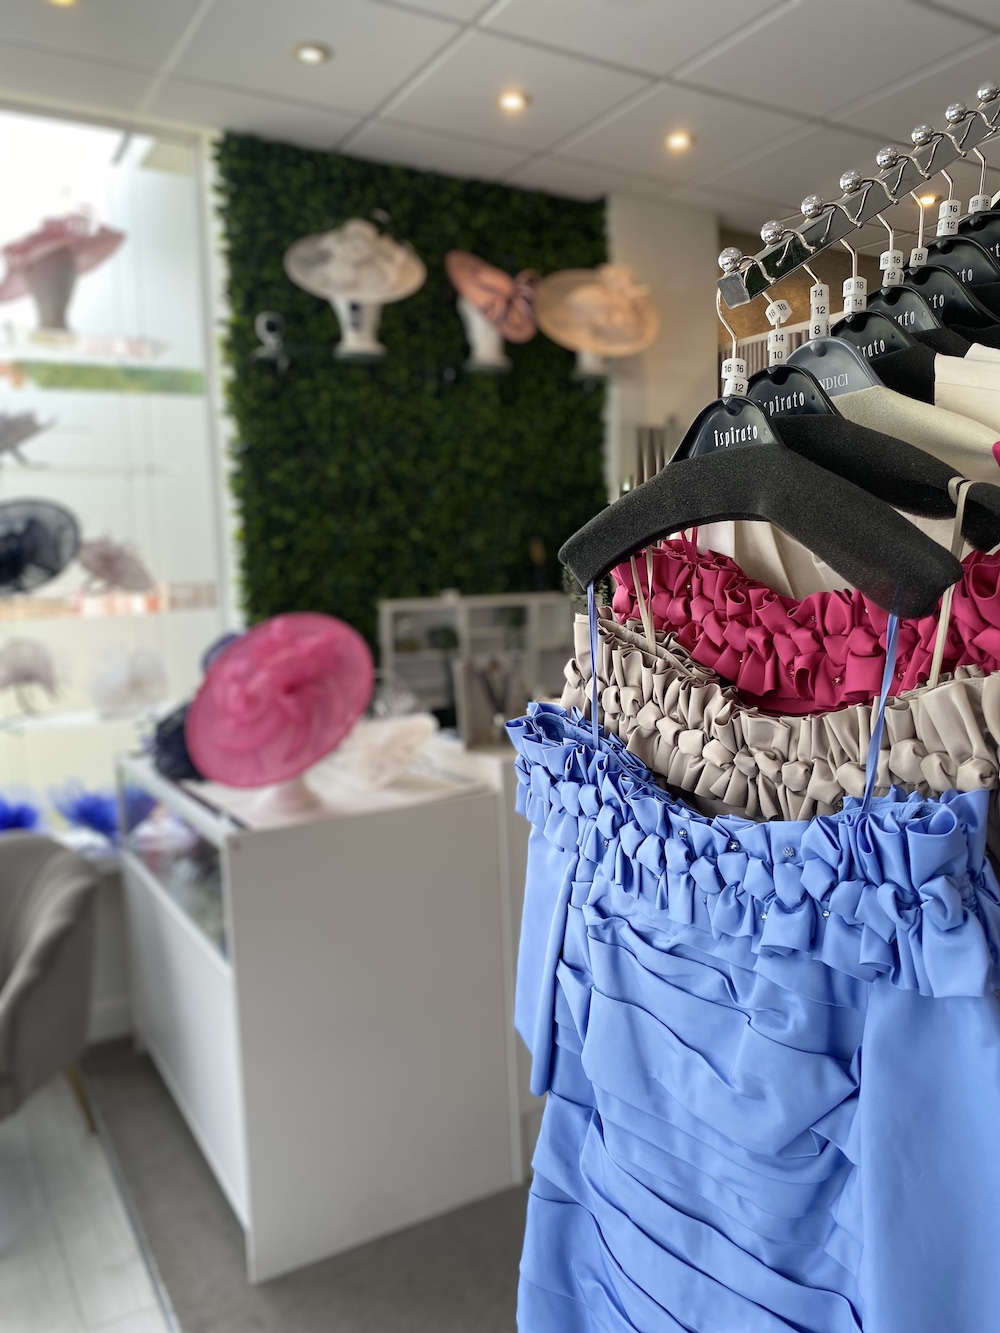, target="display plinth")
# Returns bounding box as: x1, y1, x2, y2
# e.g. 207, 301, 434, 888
118, 753, 521, 1282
